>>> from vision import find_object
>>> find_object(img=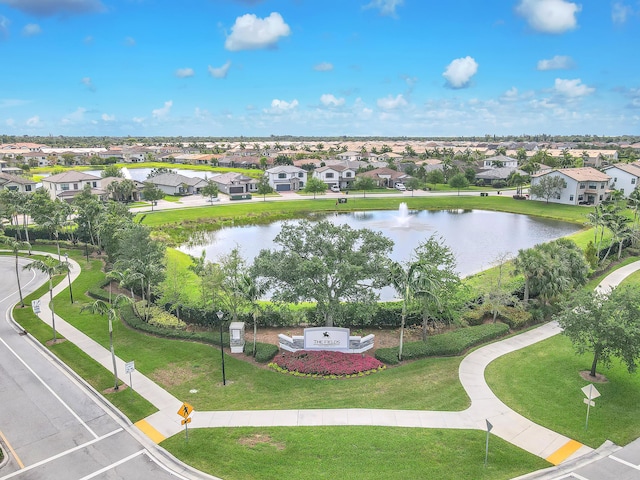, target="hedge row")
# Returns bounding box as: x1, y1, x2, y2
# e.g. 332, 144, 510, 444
375, 323, 510, 365
460, 306, 533, 329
